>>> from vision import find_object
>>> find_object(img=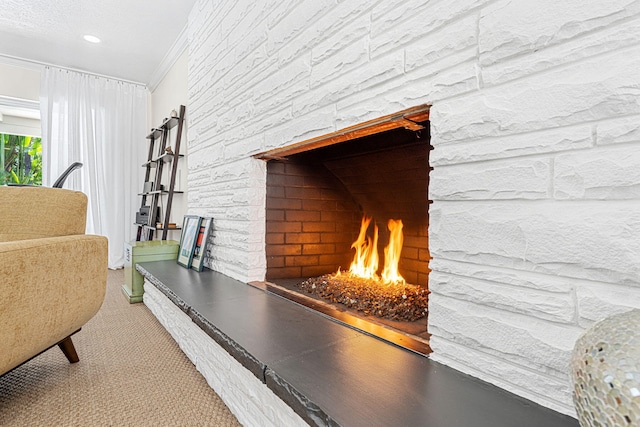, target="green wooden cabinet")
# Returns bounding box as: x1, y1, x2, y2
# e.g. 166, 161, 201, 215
122, 240, 180, 303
